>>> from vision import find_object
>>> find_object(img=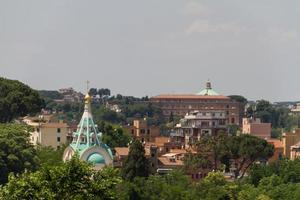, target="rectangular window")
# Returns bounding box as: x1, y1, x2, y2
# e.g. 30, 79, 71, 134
57, 128, 61, 133
231, 118, 235, 124
57, 137, 61, 142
